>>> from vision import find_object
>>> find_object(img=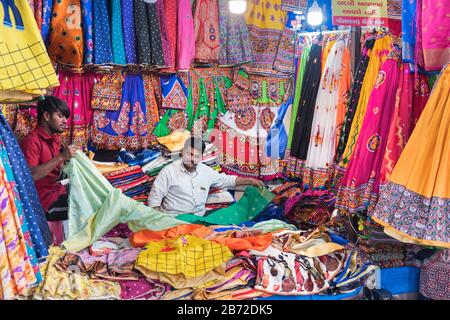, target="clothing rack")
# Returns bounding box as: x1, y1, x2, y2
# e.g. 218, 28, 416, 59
294, 29, 352, 38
